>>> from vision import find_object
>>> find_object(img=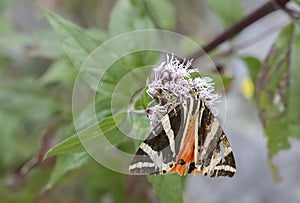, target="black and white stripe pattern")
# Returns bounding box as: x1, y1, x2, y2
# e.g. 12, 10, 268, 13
196, 101, 236, 177
129, 105, 183, 175
129, 96, 236, 177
